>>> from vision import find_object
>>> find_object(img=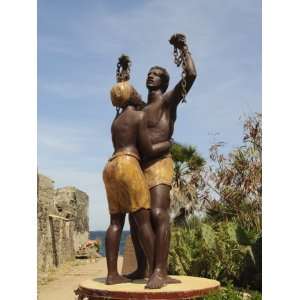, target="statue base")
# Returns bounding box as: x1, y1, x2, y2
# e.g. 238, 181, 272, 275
74, 275, 220, 299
